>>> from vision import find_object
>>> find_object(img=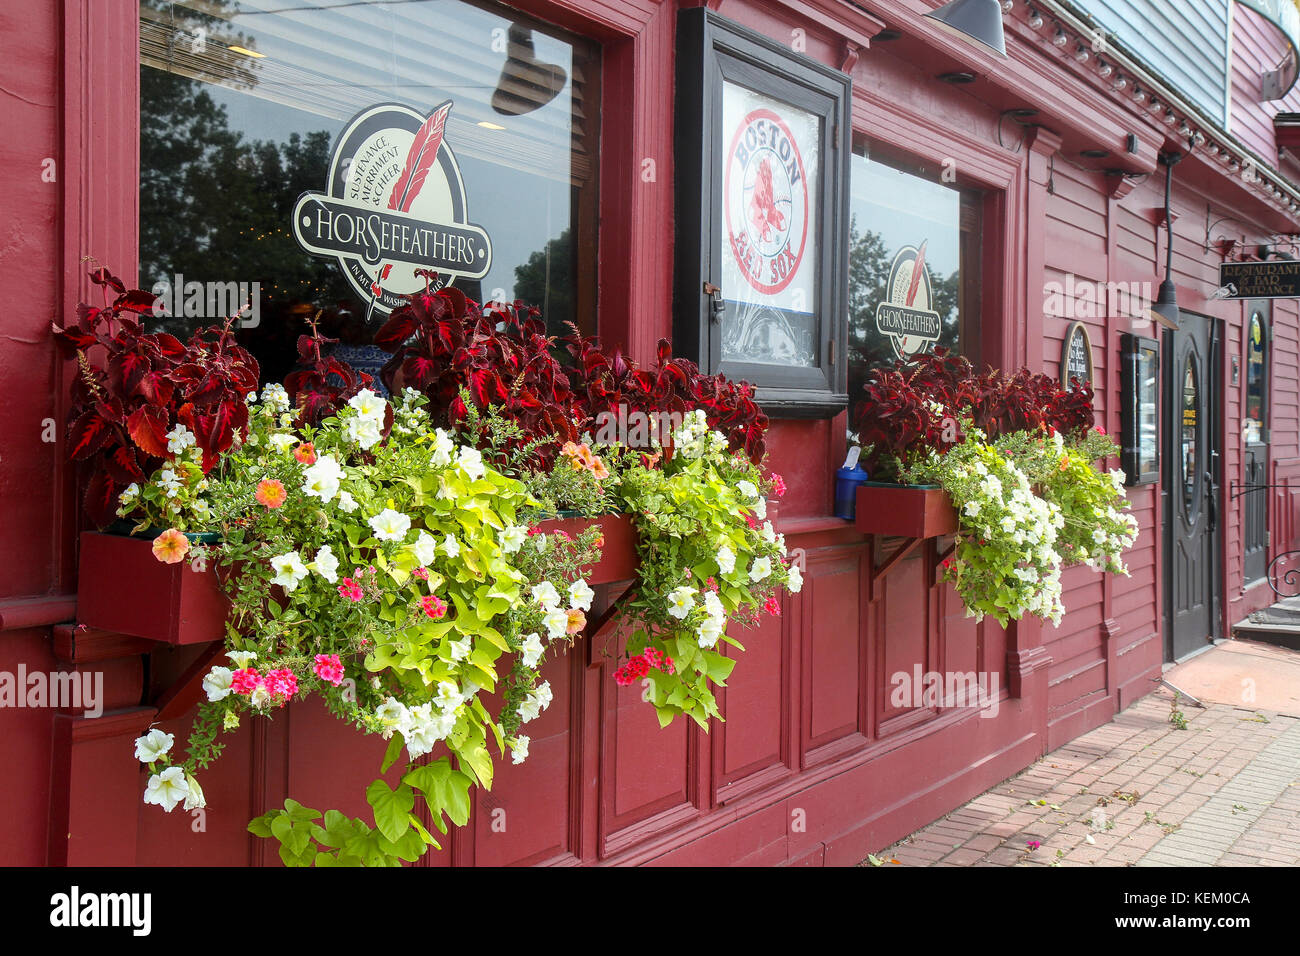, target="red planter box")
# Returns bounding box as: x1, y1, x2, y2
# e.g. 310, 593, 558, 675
77, 515, 640, 645
77, 531, 231, 645
534, 513, 639, 585
854, 484, 958, 539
